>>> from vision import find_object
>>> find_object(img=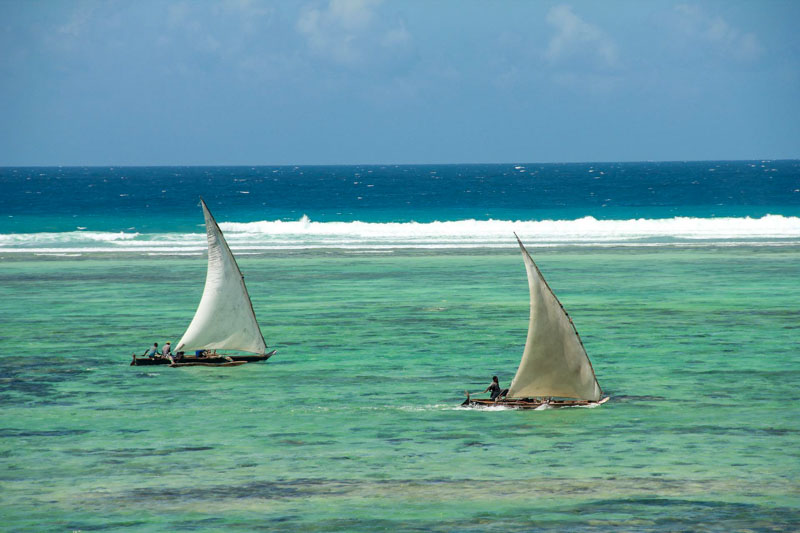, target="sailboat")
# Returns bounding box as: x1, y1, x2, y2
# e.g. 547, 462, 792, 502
462, 234, 608, 408
131, 199, 276, 367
